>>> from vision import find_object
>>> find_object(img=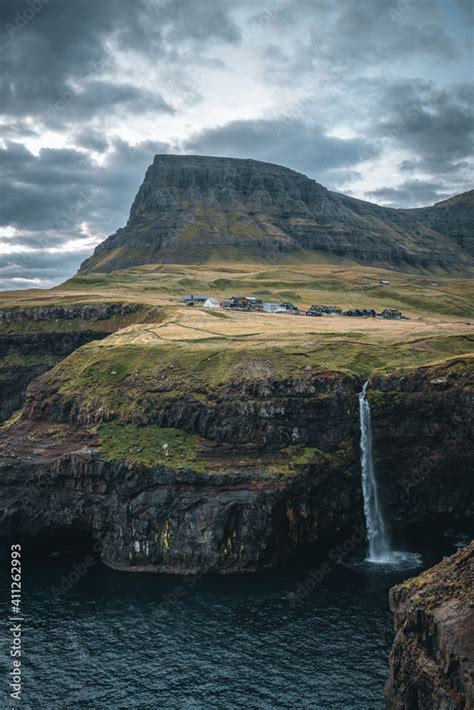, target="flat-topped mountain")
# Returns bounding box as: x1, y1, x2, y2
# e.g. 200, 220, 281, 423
79, 155, 473, 273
